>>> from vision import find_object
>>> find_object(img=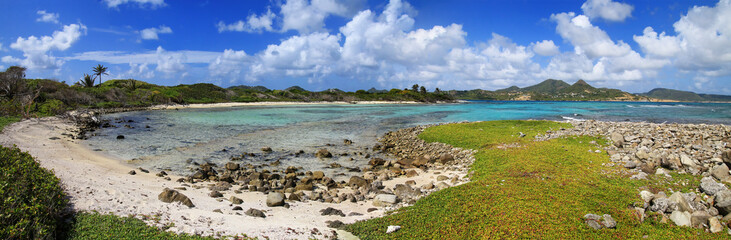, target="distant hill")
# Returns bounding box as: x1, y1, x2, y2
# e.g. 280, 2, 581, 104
642, 88, 731, 102
228, 85, 270, 92
448, 79, 640, 101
